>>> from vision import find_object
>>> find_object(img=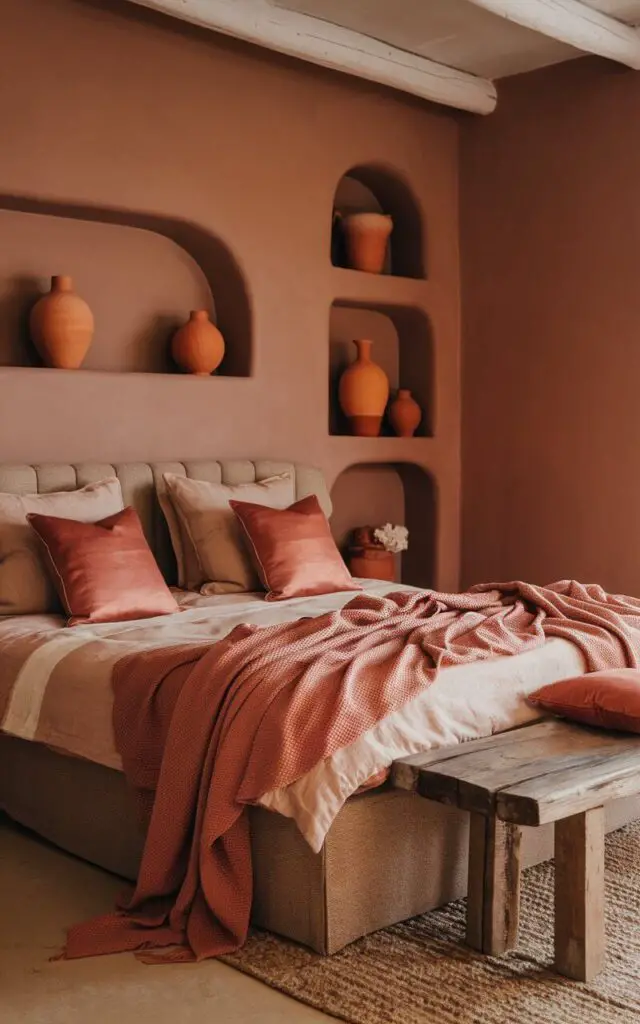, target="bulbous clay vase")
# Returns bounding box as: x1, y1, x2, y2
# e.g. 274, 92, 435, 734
29, 276, 94, 369
388, 389, 422, 437
338, 339, 389, 437
171, 310, 225, 375
342, 212, 393, 274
